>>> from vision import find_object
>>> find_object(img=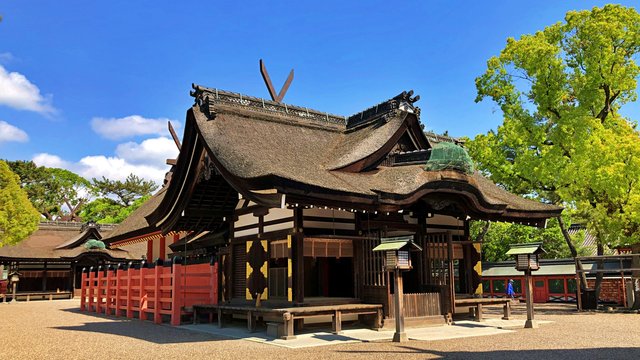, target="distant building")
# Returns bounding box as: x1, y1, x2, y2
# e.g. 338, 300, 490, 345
0, 221, 145, 299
